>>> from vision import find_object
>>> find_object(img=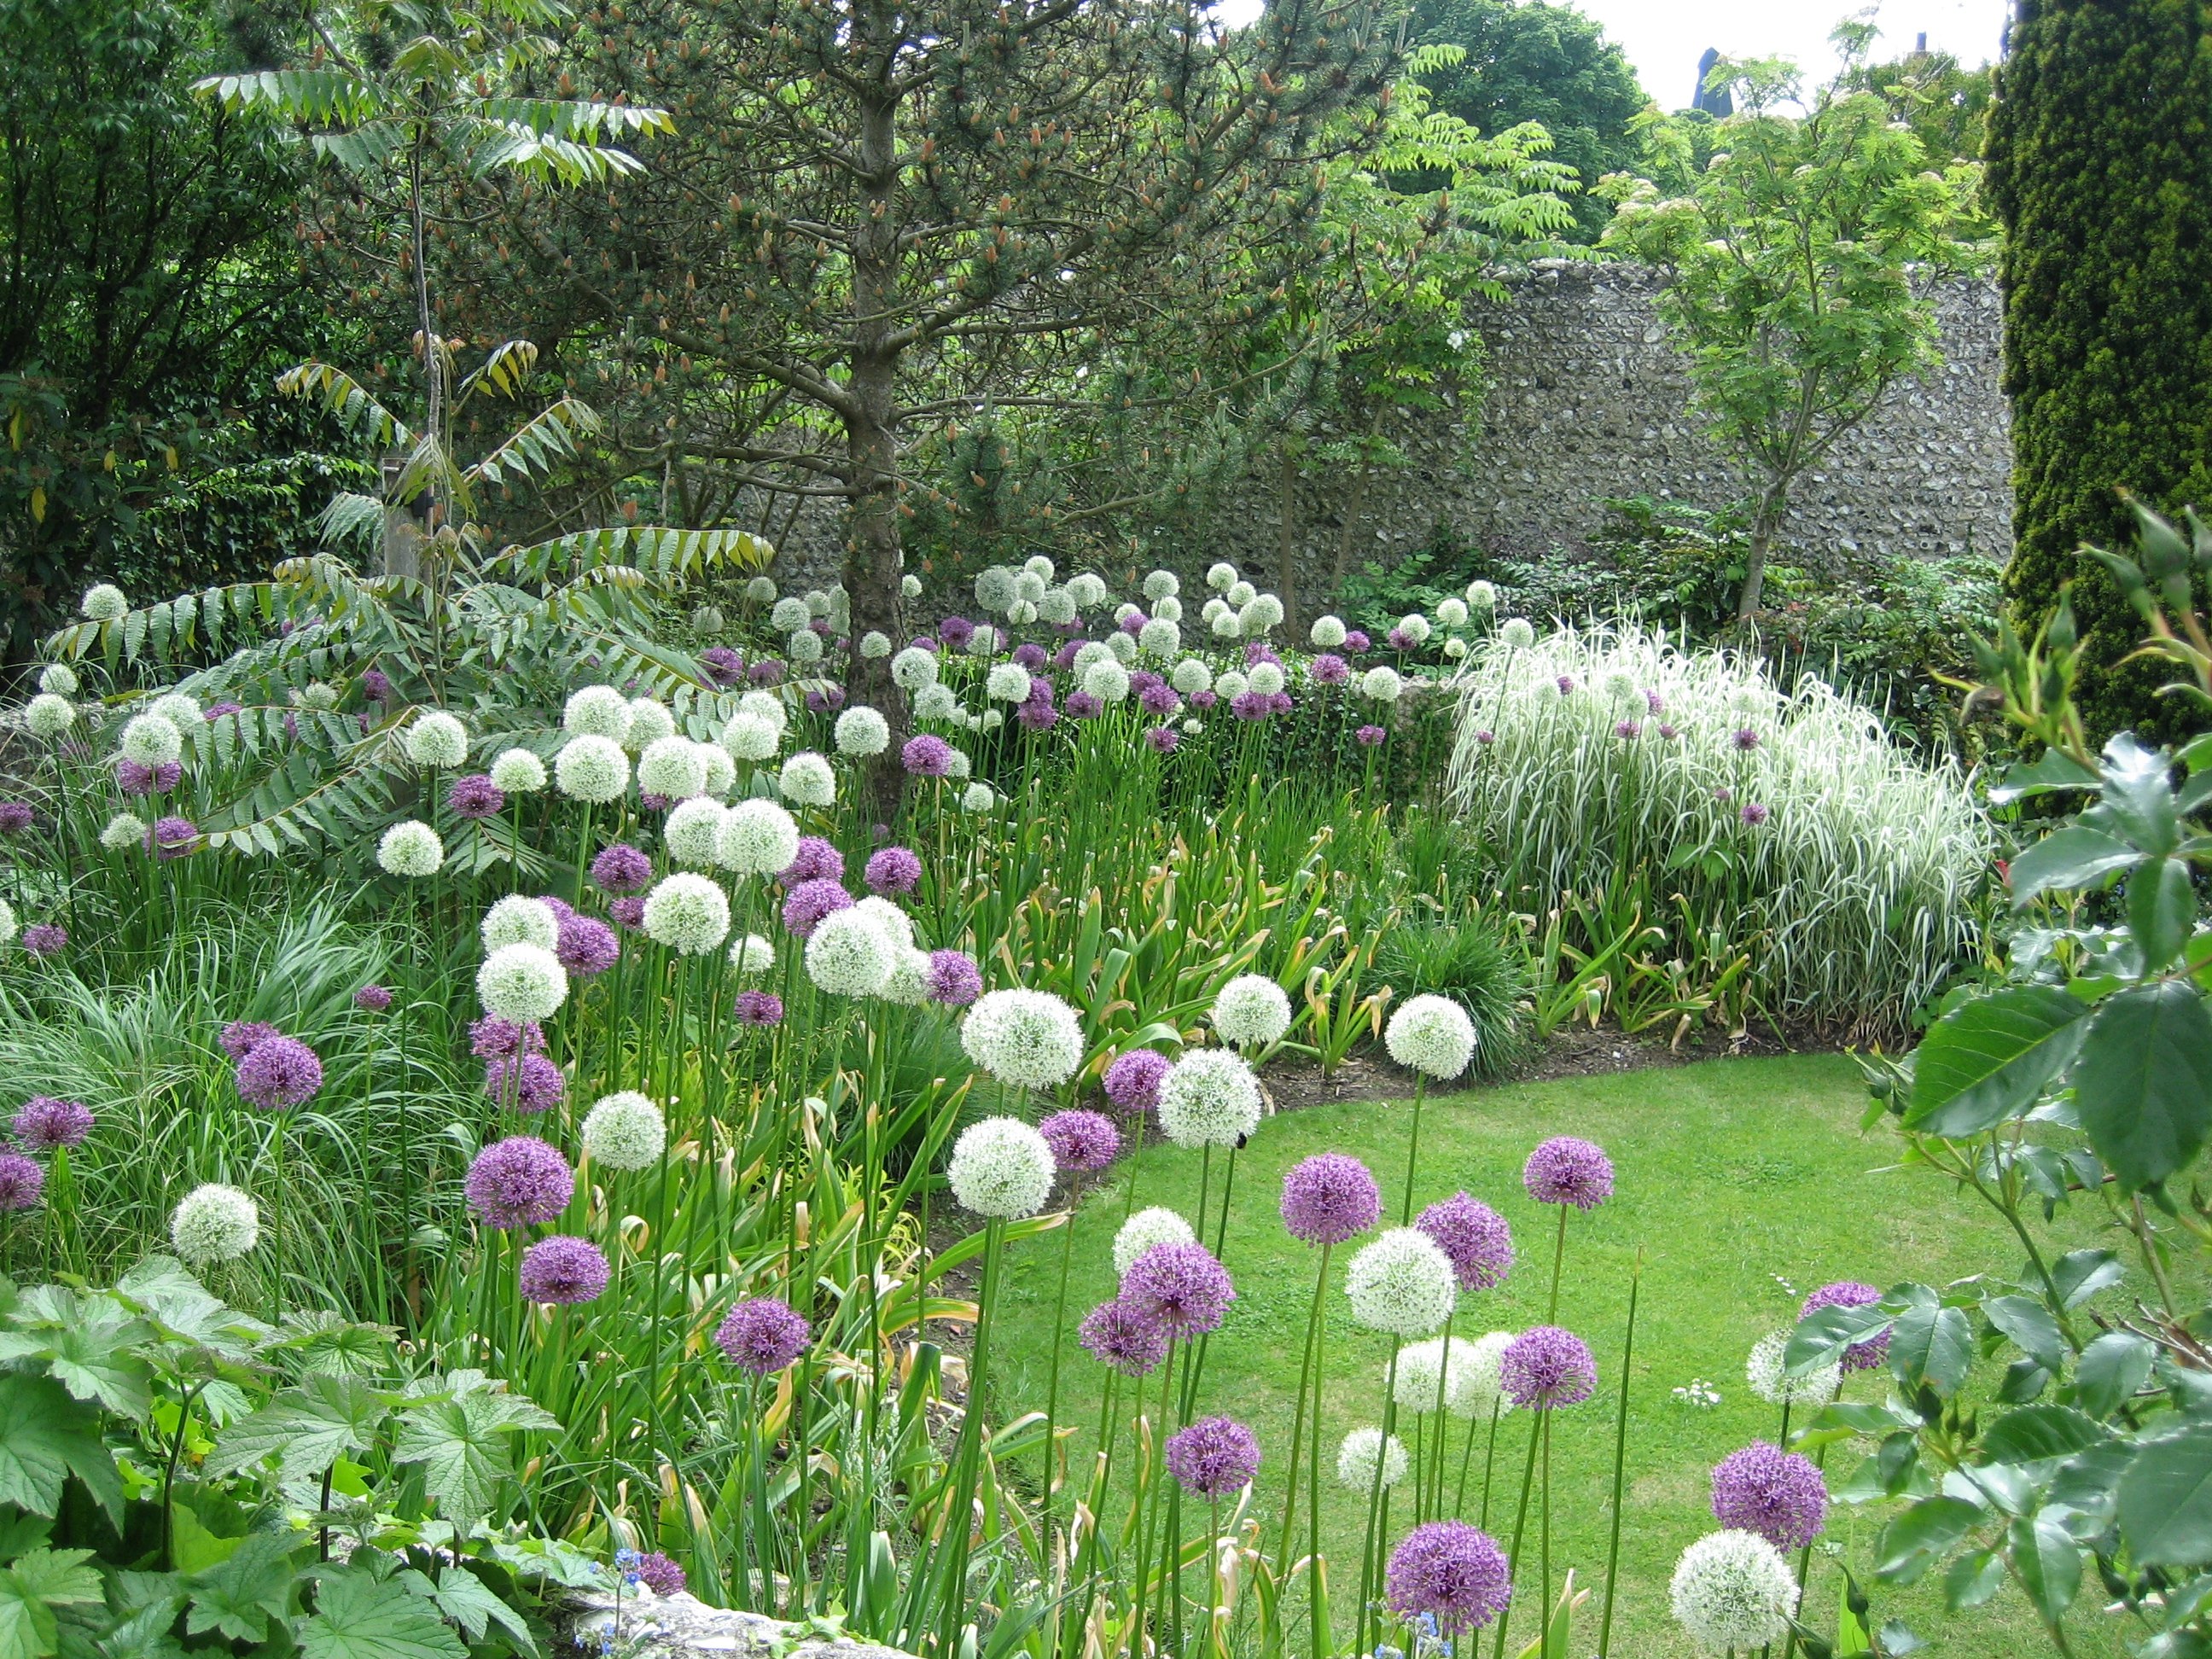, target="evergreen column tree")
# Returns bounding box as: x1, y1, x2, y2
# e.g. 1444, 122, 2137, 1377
1984, 0, 2212, 742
